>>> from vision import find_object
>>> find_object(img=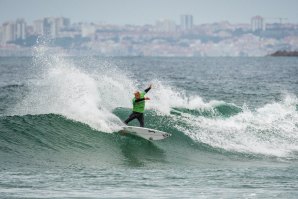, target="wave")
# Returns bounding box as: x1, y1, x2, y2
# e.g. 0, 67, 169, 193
1, 99, 297, 166
0, 113, 210, 167
174, 94, 298, 158
2, 45, 298, 161
0, 112, 256, 167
